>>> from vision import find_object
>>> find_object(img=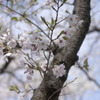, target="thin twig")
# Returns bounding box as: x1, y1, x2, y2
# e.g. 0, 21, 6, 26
0, 3, 51, 40
77, 62, 100, 88
48, 78, 77, 100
